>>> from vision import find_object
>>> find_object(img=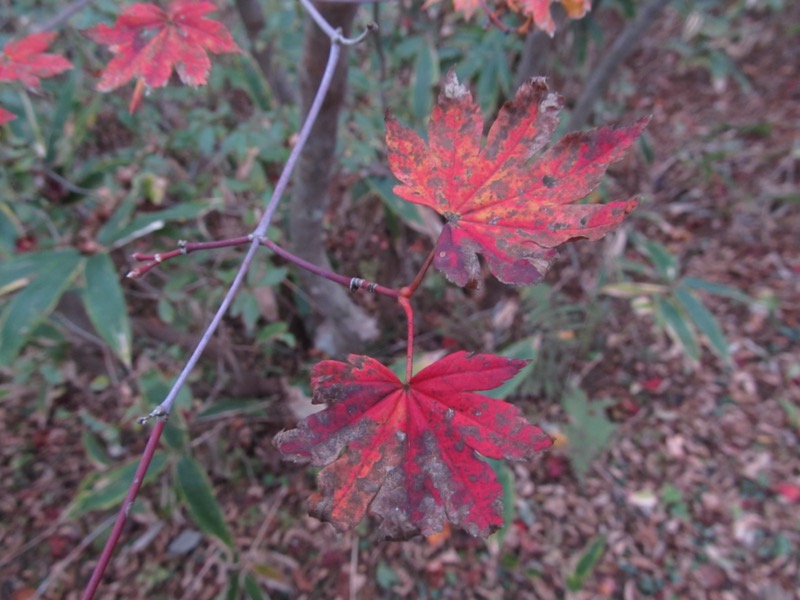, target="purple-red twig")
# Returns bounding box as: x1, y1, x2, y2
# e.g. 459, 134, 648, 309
128, 235, 400, 299
80, 420, 165, 600
81, 12, 378, 600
